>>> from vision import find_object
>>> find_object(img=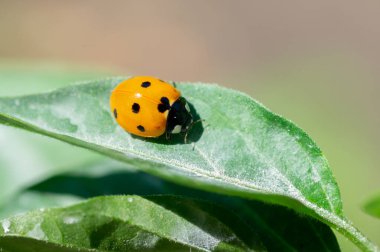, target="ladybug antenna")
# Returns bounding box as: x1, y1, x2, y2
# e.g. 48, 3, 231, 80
184, 119, 204, 144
